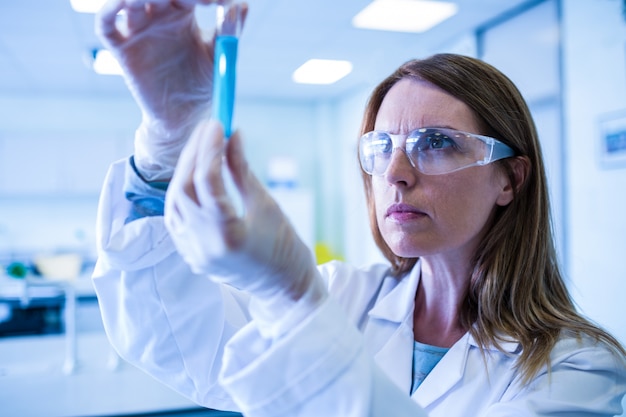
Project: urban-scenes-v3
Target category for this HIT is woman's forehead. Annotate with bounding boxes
[374,78,481,133]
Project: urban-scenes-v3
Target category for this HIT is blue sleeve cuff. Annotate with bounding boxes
[124,156,169,223]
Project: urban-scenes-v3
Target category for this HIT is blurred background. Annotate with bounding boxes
[0,0,625,415]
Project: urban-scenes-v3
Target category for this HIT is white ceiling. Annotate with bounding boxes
[0,0,534,102]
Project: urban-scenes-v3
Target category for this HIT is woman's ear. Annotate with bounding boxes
[496,156,530,206]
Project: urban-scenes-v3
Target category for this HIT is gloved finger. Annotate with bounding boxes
[164,179,196,236]
[126,0,231,8]
[238,3,249,30]
[146,0,188,15]
[125,2,151,34]
[176,0,234,8]
[124,0,181,5]
[193,121,239,223]
[225,129,270,211]
[168,120,211,208]
[135,0,197,14]
[220,3,248,36]
[95,0,125,46]
[224,130,254,203]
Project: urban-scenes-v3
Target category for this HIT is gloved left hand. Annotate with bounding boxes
[96,0,247,181]
[164,120,326,338]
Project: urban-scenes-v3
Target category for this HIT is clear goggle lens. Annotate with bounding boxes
[359,127,515,176]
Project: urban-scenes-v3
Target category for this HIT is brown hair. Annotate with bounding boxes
[359,53,625,382]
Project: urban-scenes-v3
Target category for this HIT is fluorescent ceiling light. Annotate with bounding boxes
[92,49,123,75]
[353,0,458,33]
[292,59,353,85]
[70,0,107,13]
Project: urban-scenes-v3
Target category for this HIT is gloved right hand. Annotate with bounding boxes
[96,0,247,180]
[164,120,327,339]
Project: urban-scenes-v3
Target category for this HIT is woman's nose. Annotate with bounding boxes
[383,148,418,186]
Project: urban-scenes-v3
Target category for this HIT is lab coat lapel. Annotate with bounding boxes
[364,264,422,392]
[413,333,521,408]
[413,333,470,407]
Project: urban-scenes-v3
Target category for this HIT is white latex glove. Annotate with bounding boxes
[164,120,327,339]
[96,0,247,180]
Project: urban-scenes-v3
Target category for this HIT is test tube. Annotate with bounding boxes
[212,4,243,139]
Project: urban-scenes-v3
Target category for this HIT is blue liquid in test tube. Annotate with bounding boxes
[211,6,241,139]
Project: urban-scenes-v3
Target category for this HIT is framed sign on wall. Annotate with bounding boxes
[598,110,626,168]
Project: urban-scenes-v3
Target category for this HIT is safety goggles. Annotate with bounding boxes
[359,127,515,176]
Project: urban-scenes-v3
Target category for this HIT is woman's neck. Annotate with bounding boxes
[413,259,469,348]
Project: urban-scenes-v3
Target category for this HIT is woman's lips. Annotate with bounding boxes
[385,203,427,221]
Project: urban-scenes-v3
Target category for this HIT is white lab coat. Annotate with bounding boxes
[93,159,626,417]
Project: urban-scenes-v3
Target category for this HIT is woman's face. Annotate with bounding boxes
[372,78,513,263]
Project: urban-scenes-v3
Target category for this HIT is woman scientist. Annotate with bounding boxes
[92,1,626,416]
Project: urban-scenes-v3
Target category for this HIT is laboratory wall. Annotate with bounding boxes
[0,95,136,257]
[561,0,626,345]
[0,94,319,258]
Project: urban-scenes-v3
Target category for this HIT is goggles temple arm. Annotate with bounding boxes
[491,141,516,162]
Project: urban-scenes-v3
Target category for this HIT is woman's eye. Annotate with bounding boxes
[429,133,454,148]
[417,132,455,151]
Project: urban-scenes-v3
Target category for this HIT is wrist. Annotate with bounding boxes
[249,270,328,341]
[133,118,200,181]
